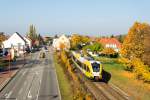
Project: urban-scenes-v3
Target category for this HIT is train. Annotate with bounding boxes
[71,51,103,80]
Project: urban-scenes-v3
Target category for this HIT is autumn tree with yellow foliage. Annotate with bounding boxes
[121,22,150,62]
[142,31,150,66]
[0,32,7,45]
[121,22,150,82]
[70,34,90,50]
[121,22,144,59]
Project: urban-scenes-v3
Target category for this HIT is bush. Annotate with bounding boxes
[60,50,68,64]
[118,57,133,71]
[119,57,150,82]
[101,48,118,58]
[83,42,103,52]
[58,51,93,99]
[131,58,150,82]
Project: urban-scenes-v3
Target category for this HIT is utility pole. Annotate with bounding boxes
[9,49,11,77]
[23,46,25,65]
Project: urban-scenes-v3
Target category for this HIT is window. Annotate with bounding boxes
[86,66,90,72]
[91,62,100,72]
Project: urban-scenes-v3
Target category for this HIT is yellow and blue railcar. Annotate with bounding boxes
[71,51,103,80]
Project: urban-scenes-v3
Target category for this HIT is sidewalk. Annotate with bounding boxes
[0,55,30,91]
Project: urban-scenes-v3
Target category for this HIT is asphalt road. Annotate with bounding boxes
[0,48,61,100]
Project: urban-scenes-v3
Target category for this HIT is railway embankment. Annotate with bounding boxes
[54,50,131,100]
[54,50,93,100]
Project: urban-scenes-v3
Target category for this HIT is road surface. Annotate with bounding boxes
[0,49,61,100]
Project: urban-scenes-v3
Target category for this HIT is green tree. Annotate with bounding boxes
[37,34,44,45]
[27,24,37,41]
[83,42,103,52]
[117,34,125,43]
[110,34,114,38]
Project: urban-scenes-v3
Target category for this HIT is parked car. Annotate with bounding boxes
[44,46,48,52]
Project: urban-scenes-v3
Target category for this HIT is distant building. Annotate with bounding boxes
[98,38,121,52]
[52,34,70,50]
[2,32,27,56]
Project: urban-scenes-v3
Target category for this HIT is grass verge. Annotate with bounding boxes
[53,53,73,100]
[96,57,150,100]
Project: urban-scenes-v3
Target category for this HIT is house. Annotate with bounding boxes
[98,38,121,52]
[2,32,27,56]
[52,34,70,50]
[24,37,32,49]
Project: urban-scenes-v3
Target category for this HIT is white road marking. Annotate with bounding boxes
[28,91,32,98]
[4,93,8,97]
[5,91,12,100]
[36,79,41,100]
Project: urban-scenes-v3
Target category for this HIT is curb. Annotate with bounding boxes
[0,58,27,92]
[0,70,19,92]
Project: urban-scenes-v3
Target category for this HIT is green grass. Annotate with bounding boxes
[96,56,150,100]
[53,54,73,100]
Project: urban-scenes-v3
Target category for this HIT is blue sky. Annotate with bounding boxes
[0,0,150,36]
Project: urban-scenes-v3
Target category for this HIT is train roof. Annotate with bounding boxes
[72,51,101,64]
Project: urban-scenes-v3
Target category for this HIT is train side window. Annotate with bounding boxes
[86,66,90,72]
[77,60,82,67]
[72,56,75,60]
[83,64,86,70]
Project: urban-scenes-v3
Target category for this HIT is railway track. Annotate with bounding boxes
[93,82,130,100]
[71,56,131,100]
[74,67,131,100]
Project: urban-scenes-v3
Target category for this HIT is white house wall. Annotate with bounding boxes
[3,33,26,48]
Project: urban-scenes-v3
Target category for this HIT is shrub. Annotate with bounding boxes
[60,50,68,64]
[131,58,150,82]
[118,57,133,71]
[83,42,103,52]
[101,48,118,58]
[118,57,150,82]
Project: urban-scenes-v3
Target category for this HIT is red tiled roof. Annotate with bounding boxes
[98,38,121,48]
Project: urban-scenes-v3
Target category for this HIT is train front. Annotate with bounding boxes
[91,61,103,81]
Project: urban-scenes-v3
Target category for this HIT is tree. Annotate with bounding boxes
[102,48,116,54]
[121,22,150,66]
[83,42,103,52]
[27,24,37,41]
[81,36,90,43]
[37,34,44,45]
[142,30,150,66]
[110,34,114,38]
[0,32,7,45]
[120,22,150,59]
[70,34,81,49]
[116,34,126,43]
[70,34,90,50]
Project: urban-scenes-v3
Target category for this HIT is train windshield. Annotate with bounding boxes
[91,62,100,72]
